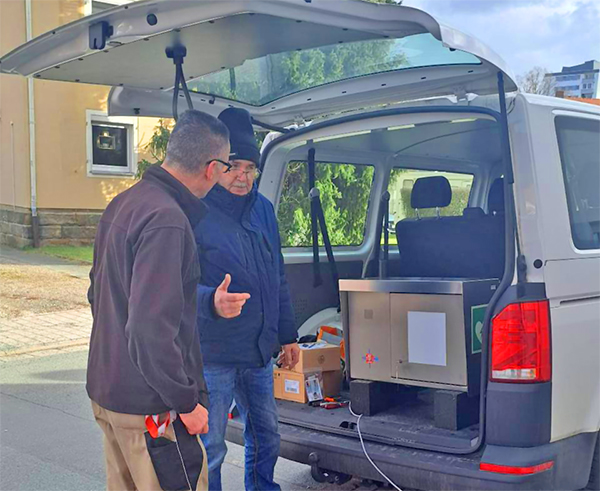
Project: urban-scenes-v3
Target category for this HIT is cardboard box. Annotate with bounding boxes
[293,342,341,373]
[274,368,342,403]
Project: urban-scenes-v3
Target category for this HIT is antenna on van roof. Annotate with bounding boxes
[166,42,194,121]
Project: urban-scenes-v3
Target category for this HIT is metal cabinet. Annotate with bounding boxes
[341,278,499,393]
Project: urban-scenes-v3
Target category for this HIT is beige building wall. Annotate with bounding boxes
[32,0,157,210]
[1,0,160,246]
[0,0,31,210]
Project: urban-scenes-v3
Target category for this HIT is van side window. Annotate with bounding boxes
[555,116,600,250]
[277,161,374,247]
[388,168,473,226]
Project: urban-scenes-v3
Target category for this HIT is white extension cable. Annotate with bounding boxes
[348,403,403,491]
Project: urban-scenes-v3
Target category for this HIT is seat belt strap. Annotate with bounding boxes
[308,148,322,287]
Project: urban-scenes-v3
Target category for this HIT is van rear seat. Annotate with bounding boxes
[395,177,505,279]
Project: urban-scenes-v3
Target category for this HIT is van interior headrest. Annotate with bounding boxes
[411,176,452,210]
[488,178,505,215]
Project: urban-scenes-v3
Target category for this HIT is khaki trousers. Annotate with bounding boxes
[92,401,208,491]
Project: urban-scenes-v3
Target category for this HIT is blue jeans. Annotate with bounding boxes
[201,363,281,491]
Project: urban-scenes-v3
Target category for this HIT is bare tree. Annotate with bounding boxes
[517,66,555,96]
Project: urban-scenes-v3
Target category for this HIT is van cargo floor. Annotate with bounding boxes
[276,390,479,451]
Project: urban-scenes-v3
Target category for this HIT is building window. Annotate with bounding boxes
[87,111,137,176]
[558,75,580,82]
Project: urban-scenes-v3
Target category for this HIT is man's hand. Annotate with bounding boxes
[214,274,251,319]
[179,404,209,435]
[279,343,301,370]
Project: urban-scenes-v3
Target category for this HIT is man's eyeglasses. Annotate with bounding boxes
[206,159,232,173]
[229,163,261,179]
[206,159,260,178]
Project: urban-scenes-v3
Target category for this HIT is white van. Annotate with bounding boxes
[3,1,598,489]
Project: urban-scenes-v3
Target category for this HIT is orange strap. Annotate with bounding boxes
[145,410,177,439]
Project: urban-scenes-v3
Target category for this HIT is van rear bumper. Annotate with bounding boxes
[226,420,597,490]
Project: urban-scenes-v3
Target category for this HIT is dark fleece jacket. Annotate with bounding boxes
[87,165,209,415]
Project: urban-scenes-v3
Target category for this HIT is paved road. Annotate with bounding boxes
[0,350,381,491]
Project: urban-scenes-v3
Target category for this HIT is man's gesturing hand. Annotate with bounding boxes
[214,274,251,319]
[179,403,209,435]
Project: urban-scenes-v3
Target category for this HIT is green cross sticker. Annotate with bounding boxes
[471,304,487,354]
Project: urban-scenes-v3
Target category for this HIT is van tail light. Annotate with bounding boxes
[480,461,554,475]
[490,300,551,383]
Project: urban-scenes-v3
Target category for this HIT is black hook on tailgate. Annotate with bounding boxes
[166,43,194,121]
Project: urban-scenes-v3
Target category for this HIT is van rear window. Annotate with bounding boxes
[187,33,480,107]
[555,116,600,251]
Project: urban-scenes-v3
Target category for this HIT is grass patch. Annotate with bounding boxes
[25,245,94,264]
[381,233,398,246]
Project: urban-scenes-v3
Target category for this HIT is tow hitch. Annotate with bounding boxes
[309,452,352,485]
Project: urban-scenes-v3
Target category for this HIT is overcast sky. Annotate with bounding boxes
[401,0,600,77]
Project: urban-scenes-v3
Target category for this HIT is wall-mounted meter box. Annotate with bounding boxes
[340,278,499,395]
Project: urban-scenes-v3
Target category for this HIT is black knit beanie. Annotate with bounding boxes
[218,108,260,167]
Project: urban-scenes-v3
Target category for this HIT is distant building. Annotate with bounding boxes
[546,60,600,99]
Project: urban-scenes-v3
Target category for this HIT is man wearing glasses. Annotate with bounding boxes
[87,110,246,491]
[194,108,299,491]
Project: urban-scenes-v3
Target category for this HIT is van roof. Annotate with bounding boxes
[521,93,600,114]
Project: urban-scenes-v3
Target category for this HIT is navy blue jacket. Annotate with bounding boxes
[194,184,297,367]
